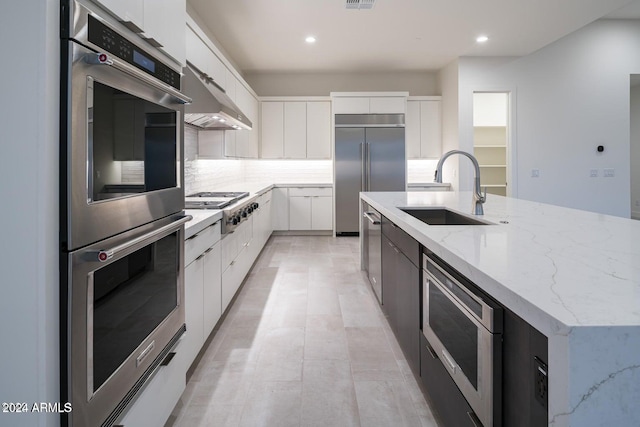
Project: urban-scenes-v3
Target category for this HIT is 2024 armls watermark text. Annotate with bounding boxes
[2,402,72,413]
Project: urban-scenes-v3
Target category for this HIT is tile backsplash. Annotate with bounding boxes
[184,126,440,193]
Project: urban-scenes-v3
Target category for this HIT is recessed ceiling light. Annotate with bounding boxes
[476,35,489,43]
[305,36,317,44]
[218,118,226,123]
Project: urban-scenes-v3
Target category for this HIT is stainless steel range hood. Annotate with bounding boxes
[182,61,252,130]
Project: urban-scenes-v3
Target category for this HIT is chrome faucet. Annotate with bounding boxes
[434,150,487,215]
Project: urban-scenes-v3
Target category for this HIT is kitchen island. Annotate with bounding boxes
[360,191,640,427]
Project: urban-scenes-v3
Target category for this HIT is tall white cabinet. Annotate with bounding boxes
[406,97,442,159]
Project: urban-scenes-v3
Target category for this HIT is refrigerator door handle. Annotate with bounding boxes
[366,142,371,192]
[360,142,366,192]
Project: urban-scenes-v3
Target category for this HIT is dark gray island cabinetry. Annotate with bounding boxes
[380,215,421,376]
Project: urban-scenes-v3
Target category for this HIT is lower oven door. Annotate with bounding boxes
[62,214,190,427]
[422,259,502,427]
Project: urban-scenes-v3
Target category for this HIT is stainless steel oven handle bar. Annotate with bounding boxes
[94,215,192,262]
[85,52,192,105]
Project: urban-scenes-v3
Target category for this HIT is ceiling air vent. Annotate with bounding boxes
[346,0,376,10]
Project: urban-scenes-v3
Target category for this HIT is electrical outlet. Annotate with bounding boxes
[531,169,540,178]
[635,200,640,207]
[604,168,615,177]
[590,169,598,177]
[534,357,548,408]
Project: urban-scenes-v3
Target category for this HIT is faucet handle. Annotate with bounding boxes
[481,187,487,202]
[433,169,438,182]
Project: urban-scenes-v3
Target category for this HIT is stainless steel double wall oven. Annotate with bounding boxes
[60,1,191,426]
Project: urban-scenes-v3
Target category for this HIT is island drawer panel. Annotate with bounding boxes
[381,215,419,267]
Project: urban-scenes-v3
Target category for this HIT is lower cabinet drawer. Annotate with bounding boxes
[420,334,477,427]
[117,336,187,427]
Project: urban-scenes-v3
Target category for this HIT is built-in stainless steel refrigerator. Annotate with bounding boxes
[335,114,406,235]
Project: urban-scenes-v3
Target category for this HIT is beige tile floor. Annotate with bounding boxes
[167,235,438,427]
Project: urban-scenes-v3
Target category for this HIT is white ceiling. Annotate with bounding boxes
[187,0,639,74]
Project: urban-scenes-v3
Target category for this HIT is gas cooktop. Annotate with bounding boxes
[185,191,250,210]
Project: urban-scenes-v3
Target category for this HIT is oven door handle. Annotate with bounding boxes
[93,215,192,262]
[85,52,192,105]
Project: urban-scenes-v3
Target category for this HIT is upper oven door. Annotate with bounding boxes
[62,39,187,250]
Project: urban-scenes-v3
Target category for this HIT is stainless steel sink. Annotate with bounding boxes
[399,208,493,225]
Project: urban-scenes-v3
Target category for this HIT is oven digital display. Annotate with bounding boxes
[133,50,155,73]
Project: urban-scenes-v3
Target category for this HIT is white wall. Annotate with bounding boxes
[632,82,640,219]
[457,20,640,217]
[244,71,438,96]
[0,1,60,426]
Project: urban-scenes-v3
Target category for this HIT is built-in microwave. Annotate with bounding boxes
[422,252,503,427]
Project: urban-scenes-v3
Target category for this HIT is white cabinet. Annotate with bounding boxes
[184,257,204,365]
[284,102,307,158]
[332,95,407,114]
[221,218,253,309]
[184,220,221,365]
[185,27,225,87]
[234,82,260,158]
[288,187,333,231]
[202,243,222,336]
[406,98,442,159]
[260,102,285,158]
[142,0,186,64]
[306,102,332,159]
[272,187,290,231]
[98,0,186,64]
[97,0,144,34]
[369,97,406,114]
[260,100,331,159]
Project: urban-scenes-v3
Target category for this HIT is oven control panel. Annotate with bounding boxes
[87,15,180,89]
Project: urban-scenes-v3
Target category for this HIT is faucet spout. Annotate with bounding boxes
[434,150,486,215]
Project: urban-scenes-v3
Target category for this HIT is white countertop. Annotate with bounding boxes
[184,210,223,238]
[361,190,640,426]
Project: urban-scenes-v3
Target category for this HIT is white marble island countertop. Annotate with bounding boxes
[361,190,640,427]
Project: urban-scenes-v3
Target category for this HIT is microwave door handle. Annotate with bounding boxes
[84,52,192,105]
[92,215,192,262]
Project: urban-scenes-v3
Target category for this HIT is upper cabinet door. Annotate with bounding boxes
[185,27,225,89]
[143,0,186,65]
[98,0,144,32]
[333,97,370,114]
[420,100,442,159]
[261,102,284,158]
[97,0,185,65]
[284,102,307,158]
[369,97,406,114]
[406,100,421,159]
[306,101,331,159]
[225,68,237,102]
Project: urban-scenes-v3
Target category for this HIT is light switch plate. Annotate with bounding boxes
[531,169,540,178]
[590,169,598,177]
[604,168,615,177]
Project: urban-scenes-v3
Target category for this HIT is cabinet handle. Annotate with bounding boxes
[426,344,438,359]
[204,248,214,254]
[144,37,163,48]
[230,260,235,266]
[120,20,143,33]
[196,254,205,261]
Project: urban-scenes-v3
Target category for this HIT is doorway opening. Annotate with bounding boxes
[472,92,511,197]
